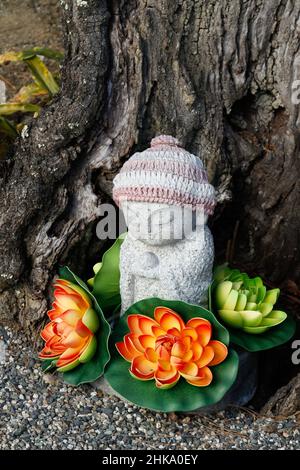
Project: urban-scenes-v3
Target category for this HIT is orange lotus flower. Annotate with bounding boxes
[39,279,100,372]
[116,307,228,389]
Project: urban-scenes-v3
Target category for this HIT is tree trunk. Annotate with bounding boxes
[0,0,299,406]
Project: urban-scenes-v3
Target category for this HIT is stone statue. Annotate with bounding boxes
[112,135,216,313]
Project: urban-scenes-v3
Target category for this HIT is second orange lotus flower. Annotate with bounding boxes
[39,279,100,372]
[116,307,228,389]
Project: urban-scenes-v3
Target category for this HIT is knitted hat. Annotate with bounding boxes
[113,135,216,215]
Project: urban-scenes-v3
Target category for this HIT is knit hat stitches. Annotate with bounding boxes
[113,135,216,215]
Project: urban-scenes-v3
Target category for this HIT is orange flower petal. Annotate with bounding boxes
[167,327,181,338]
[139,335,156,350]
[124,334,143,357]
[54,280,75,295]
[186,366,213,387]
[182,327,198,341]
[56,293,86,314]
[207,340,228,366]
[186,317,211,329]
[128,315,143,334]
[56,345,83,367]
[182,336,192,349]
[127,334,144,353]
[60,331,86,348]
[154,307,185,332]
[75,319,92,338]
[59,309,82,327]
[158,358,172,371]
[195,324,212,346]
[39,345,62,359]
[45,334,65,352]
[40,322,56,342]
[155,307,185,328]
[179,362,198,377]
[131,355,156,378]
[42,345,65,358]
[155,367,180,384]
[54,280,91,307]
[156,344,171,361]
[48,303,63,320]
[116,341,134,362]
[196,345,214,368]
[170,356,185,368]
[171,341,187,358]
[191,342,203,361]
[144,347,158,363]
[139,316,159,335]
[181,349,193,362]
[53,321,73,338]
[152,325,166,337]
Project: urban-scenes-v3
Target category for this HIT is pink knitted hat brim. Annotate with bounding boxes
[112,135,216,215]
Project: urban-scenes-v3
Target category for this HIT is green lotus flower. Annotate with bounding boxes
[213,265,287,334]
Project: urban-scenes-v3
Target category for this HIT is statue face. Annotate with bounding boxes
[121,201,207,245]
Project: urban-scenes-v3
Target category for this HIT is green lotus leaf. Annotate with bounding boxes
[87,262,102,287]
[56,266,111,385]
[105,298,239,412]
[92,234,126,314]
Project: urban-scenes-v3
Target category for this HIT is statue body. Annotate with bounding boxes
[119,202,214,312]
[112,135,216,314]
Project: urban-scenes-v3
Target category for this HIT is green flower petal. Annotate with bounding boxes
[228,315,296,349]
[245,302,257,310]
[257,286,267,303]
[240,310,262,327]
[215,281,233,309]
[79,336,97,363]
[264,289,280,305]
[235,293,247,311]
[222,289,239,310]
[265,310,287,324]
[232,281,243,290]
[259,302,273,317]
[57,359,80,373]
[82,308,100,333]
[218,309,244,328]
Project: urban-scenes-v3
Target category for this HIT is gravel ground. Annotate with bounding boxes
[0,325,299,450]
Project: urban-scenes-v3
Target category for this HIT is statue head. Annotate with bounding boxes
[113,135,216,245]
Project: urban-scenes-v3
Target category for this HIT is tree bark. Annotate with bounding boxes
[1,0,299,350]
